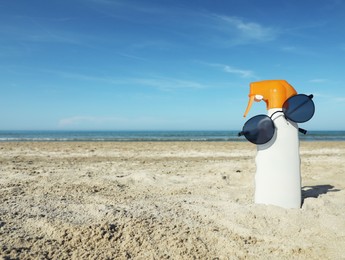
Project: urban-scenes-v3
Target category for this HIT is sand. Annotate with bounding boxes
[0,141,345,259]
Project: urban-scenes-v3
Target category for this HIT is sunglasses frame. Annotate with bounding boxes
[238,94,314,144]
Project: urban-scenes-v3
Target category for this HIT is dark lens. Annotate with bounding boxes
[241,115,275,144]
[283,94,315,123]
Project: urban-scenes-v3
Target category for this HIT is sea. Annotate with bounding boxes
[0,130,345,142]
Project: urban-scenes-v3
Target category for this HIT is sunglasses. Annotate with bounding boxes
[238,94,315,144]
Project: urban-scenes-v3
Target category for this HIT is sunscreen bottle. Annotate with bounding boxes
[243,80,301,208]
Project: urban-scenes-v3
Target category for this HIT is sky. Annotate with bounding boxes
[1,0,345,131]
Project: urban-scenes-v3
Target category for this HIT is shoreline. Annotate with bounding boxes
[1,140,345,143]
[1,130,345,143]
[1,141,344,259]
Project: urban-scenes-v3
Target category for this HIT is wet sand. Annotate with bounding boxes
[1,141,344,259]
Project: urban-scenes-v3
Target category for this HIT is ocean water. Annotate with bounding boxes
[0,130,345,142]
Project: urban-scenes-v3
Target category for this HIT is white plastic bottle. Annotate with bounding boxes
[243,80,301,208]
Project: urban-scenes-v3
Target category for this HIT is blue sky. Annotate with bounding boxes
[1,0,345,130]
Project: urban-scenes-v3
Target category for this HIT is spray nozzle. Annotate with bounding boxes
[243,80,297,117]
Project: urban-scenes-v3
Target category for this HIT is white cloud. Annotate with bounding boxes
[223,65,255,78]
[130,77,205,91]
[282,46,297,52]
[117,52,148,61]
[281,45,317,56]
[46,69,206,91]
[201,62,256,78]
[214,15,277,44]
[309,79,328,83]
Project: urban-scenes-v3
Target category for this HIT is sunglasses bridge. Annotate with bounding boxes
[269,110,307,135]
[238,110,307,137]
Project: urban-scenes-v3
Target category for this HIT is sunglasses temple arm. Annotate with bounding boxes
[298,128,307,135]
[238,131,244,137]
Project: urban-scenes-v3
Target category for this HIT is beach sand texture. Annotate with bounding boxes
[1,142,345,259]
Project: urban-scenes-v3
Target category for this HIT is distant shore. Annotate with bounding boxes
[1,141,344,259]
[1,130,345,142]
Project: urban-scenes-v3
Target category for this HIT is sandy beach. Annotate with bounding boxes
[0,141,344,259]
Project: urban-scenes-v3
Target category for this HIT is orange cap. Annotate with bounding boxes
[243,80,297,117]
